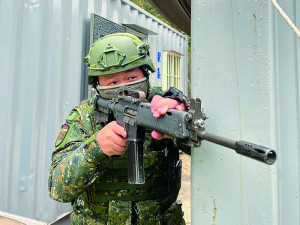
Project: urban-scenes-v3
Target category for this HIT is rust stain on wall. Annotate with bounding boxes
[253,13,257,37]
[212,199,217,225]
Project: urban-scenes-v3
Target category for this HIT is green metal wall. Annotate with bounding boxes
[191,0,299,224]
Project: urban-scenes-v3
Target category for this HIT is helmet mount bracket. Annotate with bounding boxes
[98,44,126,70]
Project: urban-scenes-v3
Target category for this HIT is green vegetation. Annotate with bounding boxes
[151,86,164,95]
[129,0,174,28]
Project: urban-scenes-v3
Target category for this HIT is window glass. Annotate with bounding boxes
[162,51,181,90]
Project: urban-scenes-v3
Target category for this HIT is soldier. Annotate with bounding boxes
[48,33,189,224]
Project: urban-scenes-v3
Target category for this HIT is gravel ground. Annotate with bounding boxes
[178,153,191,225]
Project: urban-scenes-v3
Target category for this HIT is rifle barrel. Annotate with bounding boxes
[198,131,276,165]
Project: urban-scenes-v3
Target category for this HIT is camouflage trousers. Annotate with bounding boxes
[70,200,186,225]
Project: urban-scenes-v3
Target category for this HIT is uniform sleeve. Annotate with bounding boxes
[48,109,107,203]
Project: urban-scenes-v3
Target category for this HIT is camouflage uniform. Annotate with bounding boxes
[48,97,186,224]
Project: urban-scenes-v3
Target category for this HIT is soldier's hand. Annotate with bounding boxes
[150,95,186,140]
[96,121,127,156]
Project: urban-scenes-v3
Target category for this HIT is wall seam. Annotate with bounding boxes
[293,1,300,224]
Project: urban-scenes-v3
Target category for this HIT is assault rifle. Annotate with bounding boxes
[94,86,276,184]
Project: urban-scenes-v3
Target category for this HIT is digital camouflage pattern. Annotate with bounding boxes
[49,97,186,224]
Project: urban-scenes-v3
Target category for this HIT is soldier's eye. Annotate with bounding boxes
[108,81,118,86]
[128,76,137,80]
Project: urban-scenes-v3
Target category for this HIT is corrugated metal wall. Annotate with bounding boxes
[0,0,188,222]
[191,0,299,224]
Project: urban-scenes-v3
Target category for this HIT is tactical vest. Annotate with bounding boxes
[71,98,182,222]
[79,139,182,221]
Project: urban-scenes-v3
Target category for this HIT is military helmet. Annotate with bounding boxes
[85,33,156,85]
